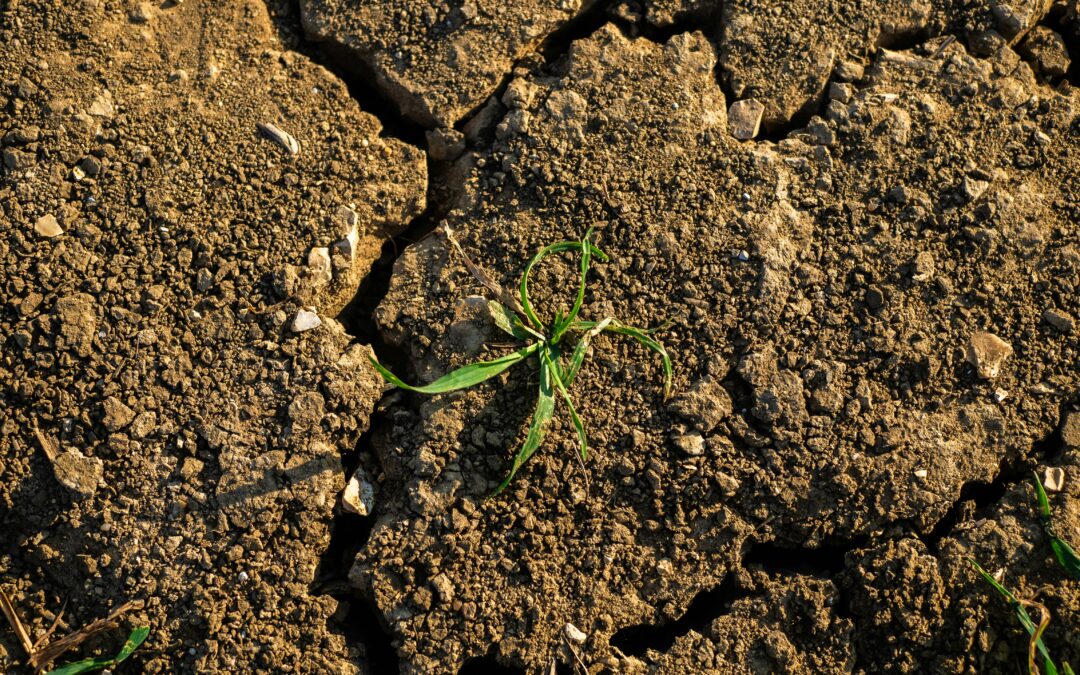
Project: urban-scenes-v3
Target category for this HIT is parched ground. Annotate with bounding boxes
[2,0,1079,674]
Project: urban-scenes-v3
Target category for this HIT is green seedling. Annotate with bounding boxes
[1032,471,1080,579]
[970,560,1070,675]
[369,229,672,494]
[45,626,150,675]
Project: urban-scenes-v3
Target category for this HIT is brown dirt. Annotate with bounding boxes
[2,0,1080,674]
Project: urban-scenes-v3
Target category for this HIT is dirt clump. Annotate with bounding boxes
[299,0,600,129]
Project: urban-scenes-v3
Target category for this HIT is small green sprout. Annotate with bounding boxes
[970,560,1069,675]
[969,471,1080,675]
[1032,471,1080,579]
[369,229,672,494]
[45,626,150,675]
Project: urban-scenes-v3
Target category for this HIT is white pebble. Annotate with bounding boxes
[564,623,587,644]
[291,308,321,333]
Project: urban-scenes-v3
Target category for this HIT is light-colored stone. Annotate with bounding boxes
[291,308,321,332]
[728,98,764,140]
[101,396,136,431]
[34,214,63,238]
[342,469,376,516]
[564,623,587,644]
[966,331,1013,379]
[1043,466,1065,493]
[52,447,103,498]
[308,246,332,287]
[1043,309,1075,333]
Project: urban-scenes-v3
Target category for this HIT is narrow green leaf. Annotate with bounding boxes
[45,626,150,675]
[543,347,588,460]
[1033,471,1053,522]
[1032,472,1080,579]
[1062,662,1075,675]
[519,239,607,331]
[551,229,596,344]
[970,560,1056,669]
[369,344,539,394]
[603,323,673,399]
[491,352,556,495]
[1050,539,1080,580]
[45,656,117,675]
[114,626,150,663]
[488,300,532,340]
[563,318,612,387]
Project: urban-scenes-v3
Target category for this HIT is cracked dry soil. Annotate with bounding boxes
[2,0,1080,673]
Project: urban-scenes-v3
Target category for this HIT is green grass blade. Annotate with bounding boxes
[369,344,539,394]
[1050,539,1080,579]
[491,351,556,495]
[603,322,673,398]
[114,626,150,663]
[1033,471,1053,521]
[1062,662,1075,675]
[563,318,612,387]
[1032,472,1080,579]
[488,300,534,341]
[45,626,150,675]
[551,229,596,344]
[543,347,588,460]
[970,560,1056,669]
[519,239,607,331]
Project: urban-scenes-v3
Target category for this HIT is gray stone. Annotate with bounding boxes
[728,98,764,140]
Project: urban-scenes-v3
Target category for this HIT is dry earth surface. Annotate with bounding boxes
[2,0,1080,674]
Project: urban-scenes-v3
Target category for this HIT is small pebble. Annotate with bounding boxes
[291,308,321,332]
[728,98,764,140]
[564,623,587,644]
[1043,467,1065,493]
[966,331,1012,380]
[35,214,63,238]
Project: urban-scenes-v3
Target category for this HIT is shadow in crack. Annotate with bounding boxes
[741,538,863,578]
[609,573,746,657]
[458,654,526,675]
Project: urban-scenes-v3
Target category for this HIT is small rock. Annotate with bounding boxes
[342,470,377,516]
[960,175,989,201]
[728,99,764,140]
[912,251,935,281]
[1042,309,1074,334]
[865,286,885,309]
[257,122,300,155]
[52,448,103,498]
[3,148,34,170]
[1043,466,1065,493]
[308,247,332,287]
[34,214,63,238]
[672,432,705,456]
[129,2,153,23]
[101,396,136,431]
[88,90,115,117]
[425,127,466,161]
[430,574,454,603]
[966,331,1013,380]
[1018,27,1071,80]
[564,623,587,644]
[913,468,928,479]
[1062,411,1080,449]
[715,471,740,497]
[834,60,864,81]
[80,155,101,177]
[827,81,854,103]
[291,308,321,332]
